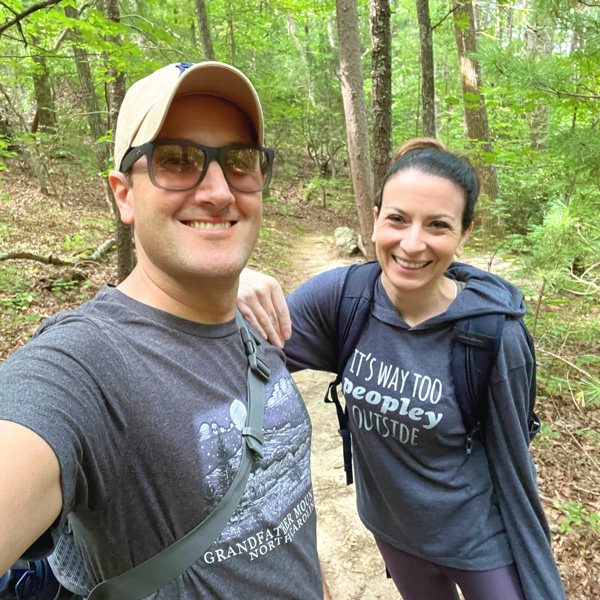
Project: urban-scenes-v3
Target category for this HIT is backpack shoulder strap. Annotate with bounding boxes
[325,261,381,485]
[518,319,541,441]
[450,313,505,454]
[82,310,269,600]
[451,314,541,452]
[335,261,382,375]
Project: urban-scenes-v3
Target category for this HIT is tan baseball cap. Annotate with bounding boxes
[114,61,264,172]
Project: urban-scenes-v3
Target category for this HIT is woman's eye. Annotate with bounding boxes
[388,214,405,224]
[431,221,450,230]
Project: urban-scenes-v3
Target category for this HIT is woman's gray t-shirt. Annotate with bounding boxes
[283,265,522,570]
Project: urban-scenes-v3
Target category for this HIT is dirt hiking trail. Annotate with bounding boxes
[285,232,398,599]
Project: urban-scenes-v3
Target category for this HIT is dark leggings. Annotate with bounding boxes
[375,538,526,600]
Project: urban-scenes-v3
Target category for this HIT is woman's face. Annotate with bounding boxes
[373,169,472,299]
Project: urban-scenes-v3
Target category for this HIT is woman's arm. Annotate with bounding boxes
[237,269,292,348]
[238,267,349,373]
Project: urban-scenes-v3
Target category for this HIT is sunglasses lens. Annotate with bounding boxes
[222,147,270,192]
[147,144,272,192]
[151,144,205,190]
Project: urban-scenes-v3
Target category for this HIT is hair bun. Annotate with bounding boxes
[393,137,448,161]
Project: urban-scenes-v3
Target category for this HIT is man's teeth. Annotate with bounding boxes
[186,221,232,230]
[394,257,428,268]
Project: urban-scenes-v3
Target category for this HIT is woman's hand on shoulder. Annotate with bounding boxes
[237,268,292,348]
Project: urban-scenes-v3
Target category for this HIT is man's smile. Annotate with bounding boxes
[182,220,235,230]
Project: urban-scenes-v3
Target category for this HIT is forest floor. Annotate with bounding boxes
[1,165,599,598]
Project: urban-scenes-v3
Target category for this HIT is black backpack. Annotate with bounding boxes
[325,261,541,485]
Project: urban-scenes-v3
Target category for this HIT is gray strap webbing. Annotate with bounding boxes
[86,310,270,600]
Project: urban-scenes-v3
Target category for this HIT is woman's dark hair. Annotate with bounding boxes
[375,138,479,231]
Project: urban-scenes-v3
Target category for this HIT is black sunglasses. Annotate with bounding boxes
[120,141,274,193]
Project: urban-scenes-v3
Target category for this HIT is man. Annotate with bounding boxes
[0,62,325,599]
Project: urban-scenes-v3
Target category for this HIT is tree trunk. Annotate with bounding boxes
[103,0,135,281]
[193,0,216,60]
[31,49,57,133]
[67,4,134,281]
[415,0,436,138]
[526,5,554,151]
[336,0,375,259]
[369,0,392,198]
[453,0,499,240]
[226,0,236,64]
[66,6,110,168]
[0,83,52,196]
[506,3,514,43]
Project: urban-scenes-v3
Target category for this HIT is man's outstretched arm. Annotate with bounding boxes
[0,420,62,575]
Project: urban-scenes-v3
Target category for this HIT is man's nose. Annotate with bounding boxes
[193,160,235,207]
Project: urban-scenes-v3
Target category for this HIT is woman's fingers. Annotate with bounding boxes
[237,269,292,348]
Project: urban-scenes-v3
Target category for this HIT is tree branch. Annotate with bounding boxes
[89,238,115,261]
[0,0,64,35]
[0,239,116,266]
[52,0,92,52]
[0,1,17,16]
[534,84,600,100]
[537,348,595,380]
[431,4,460,31]
[0,251,75,266]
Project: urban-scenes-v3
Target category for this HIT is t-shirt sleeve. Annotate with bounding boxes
[284,267,348,373]
[0,317,128,543]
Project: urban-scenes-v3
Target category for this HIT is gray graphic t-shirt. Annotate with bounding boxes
[0,286,322,599]
[284,266,516,571]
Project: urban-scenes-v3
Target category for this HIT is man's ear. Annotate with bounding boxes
[109,171,134,225]
[455,222,474,258]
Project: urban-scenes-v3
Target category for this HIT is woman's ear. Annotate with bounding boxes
[372,207,379,243]
[455,223,474,258]
[109,171,135,225]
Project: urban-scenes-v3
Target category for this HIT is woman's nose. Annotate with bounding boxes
[400,226,426,253]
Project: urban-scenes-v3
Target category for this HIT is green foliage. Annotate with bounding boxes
[304,175,354,209]
[0,135,17,167]
[555,501,600,537]
[533,422,560,446]
[0,263,40,334]
[574,428,600,443]
[539,423,560,439]
[523,194,600,295]
[580,377,600,407]
[0,290,35,311]
[63,233,87,251]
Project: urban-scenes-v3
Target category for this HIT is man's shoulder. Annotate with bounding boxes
[20,285,132,365]
[35,285,134,340]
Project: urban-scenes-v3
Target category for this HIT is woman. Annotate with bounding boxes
[238,139,566,600]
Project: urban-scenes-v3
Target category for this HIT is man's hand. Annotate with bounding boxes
[237,269,292,348]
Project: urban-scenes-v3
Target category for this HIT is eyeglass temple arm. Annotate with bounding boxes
[120,144,150,173]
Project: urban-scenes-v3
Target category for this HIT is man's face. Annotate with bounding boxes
[115,94,262,290]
